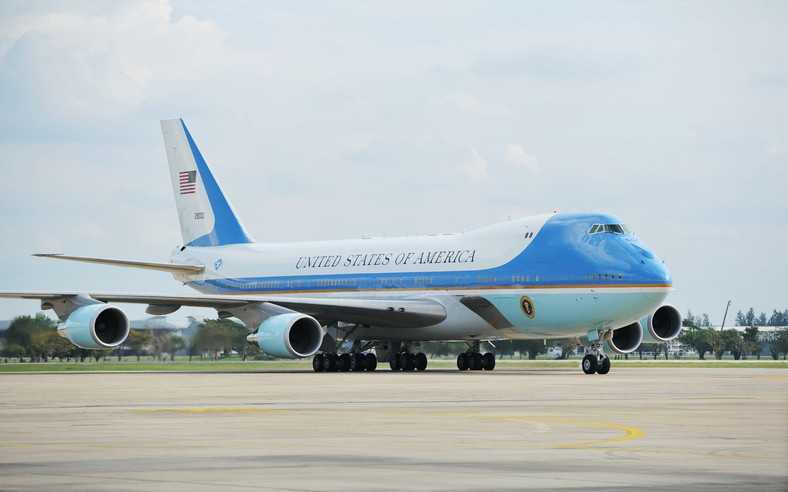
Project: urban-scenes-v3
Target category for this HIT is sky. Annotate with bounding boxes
[0,0,786,326]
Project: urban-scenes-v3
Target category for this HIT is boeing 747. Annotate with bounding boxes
[0,119,682,374]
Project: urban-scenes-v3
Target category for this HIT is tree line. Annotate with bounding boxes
[679,307,788,360]
[0,314,267,363]
[2,306,787,363]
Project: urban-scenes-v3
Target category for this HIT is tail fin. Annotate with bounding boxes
[160,119,254,247]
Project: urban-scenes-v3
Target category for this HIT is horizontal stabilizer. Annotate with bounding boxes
[33,254,205,275]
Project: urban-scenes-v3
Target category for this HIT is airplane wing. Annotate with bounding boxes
[32,254,205,274]
[0,291,447,329]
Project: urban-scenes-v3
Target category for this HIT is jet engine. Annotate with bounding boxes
[57,304,130,349]
[642,304,683,342]
[247,313,323,359]
[606,320,644,354]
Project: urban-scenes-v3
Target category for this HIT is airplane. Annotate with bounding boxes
[0,118,682,374]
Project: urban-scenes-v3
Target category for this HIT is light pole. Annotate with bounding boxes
[720,300,732,331]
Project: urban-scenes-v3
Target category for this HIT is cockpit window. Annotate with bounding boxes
[589,223,632,235]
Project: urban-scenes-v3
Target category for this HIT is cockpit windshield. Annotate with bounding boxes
[589,223,632,235]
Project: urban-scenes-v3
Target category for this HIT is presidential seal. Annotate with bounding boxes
[520,296,535,318]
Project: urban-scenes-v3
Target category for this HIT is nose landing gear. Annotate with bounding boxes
[582,339,611,375]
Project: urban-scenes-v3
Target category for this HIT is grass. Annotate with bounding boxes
[0,358,785,372]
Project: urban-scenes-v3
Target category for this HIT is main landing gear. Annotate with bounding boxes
[456,341,496,371]
[312,352,378,372]
[581,339,611,375]
[456,351,495,371]
[389,351,428,371]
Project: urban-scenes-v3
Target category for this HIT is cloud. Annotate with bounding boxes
[766,143,784,156]
[461,148,488,180]
[442,93,509,116]
[504,145,539,173]
[0,0,234,139]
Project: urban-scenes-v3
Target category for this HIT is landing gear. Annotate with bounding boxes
[339,353,352,372]
[415,352,428,371]
[313,351,378,372]
[323,353,340,372]
[582,339,611,375]
[349,352,366,372]
[457,341,496,371]
[365,352,377,371]
[390,351,428,371]
[598,356,611,374]
[582,354,597,374]
[313,353,325,372]
[483,352,496,371]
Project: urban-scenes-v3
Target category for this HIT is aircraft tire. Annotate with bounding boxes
[364,353,377,371]
[597,356,611,374]
[350,353,365,372]
[324,353,339,372]
[313,354,325,372]
[483,352,496,371]
[390,354,401,371]
[457,353,469,371]
[400,352,416,371]
[415,352,428,371]
[469,352,483,370]
[339,353,352,372]
[582,354,597,374]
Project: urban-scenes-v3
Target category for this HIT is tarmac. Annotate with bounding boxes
[1,366,786,491]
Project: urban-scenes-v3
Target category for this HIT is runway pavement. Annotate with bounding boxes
[1,367,786,491]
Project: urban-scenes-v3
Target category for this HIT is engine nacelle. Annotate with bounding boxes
[247,313,323,359]
[641,304,683,343]
[57,304,130,349]
[606,320,644,355]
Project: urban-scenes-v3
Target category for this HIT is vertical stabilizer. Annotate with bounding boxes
[160,119,254,247]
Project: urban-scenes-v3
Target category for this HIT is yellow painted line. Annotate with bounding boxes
[347,411,645,447]
[132,408,643,448]
[539,418,645,447]
[5,408,784,461]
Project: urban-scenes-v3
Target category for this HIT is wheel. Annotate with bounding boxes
[389,353,401,371]
[597,356,611,374]
[312,354,325,372]
[339,353,352,372]
[350,353,365,372]
[483,352,496,371]
[364,352,377,371]
[400,352,416,371]
[324,353,339,372]
[582,354,597,374]
[457,353,469,371]
[415,352,428,371]
[469,352,483,370]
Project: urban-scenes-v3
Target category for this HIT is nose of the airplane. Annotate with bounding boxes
[652,259,673,285]
[627,241,673,286]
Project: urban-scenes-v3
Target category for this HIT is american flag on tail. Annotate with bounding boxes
[179,170,197,195]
